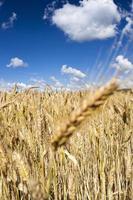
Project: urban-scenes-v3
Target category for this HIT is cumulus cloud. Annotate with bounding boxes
[52,0,121,42]
[112,55,133,72]
[6,57,28,68]
[29,77,48,90]
[15,82,30,89]
[43,1,57,20]
[122,16,133,38]
[0,79,32,91]
[66,76,87,90]
[119,77,133,89]
[1,12,17,29]
[71,76,80,82]
[30,78,46,85]
[61,65,86,78]
[50,76,63,88]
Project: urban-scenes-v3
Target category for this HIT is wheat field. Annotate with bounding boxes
[0,81,133,200]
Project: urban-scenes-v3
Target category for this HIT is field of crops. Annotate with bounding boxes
[0,81,133,200]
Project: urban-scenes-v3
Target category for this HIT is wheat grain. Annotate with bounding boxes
[51,78,118,150]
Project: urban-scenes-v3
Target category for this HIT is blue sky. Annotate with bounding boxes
[0,0,133,90]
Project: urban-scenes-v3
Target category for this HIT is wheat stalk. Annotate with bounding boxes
[51,78,118,150]
[0,142,8,172]
[12,152,29,182]
[0,93,20,110]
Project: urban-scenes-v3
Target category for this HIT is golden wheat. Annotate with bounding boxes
[0,83,133,200]
[51,78,118,150]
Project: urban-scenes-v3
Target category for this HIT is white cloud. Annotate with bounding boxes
[112,55,133,72]
[1,12,17,29]
[29,78,47,90]
[15,82,29,88]
[0,79,32,91]
[52,0,121,42]
[119,78,133,89]
[61,65,86,78]
[43,1,57,20]
[71,76,80,82]
[122,16,133,37]
[7,57,28,68]
[118,69,133,88]
[50,76,63,88]
[66,76,86,90]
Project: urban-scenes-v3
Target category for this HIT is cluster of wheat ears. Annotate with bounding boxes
[0,78,133,200]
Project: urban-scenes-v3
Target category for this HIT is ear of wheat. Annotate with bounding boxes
[51,78,118,150]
